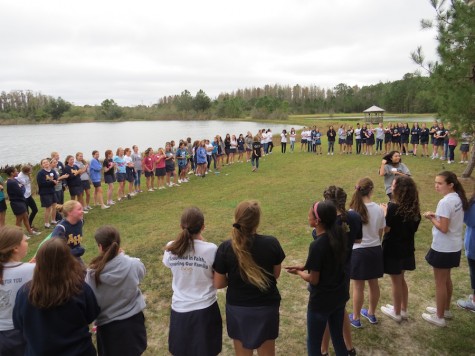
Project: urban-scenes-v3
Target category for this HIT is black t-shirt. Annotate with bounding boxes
[252,142,262,158]
[103,158,115,177]
[382,202,420,259]
[64,165,82,187]
[213,234,285,307]
[305,233,349,312]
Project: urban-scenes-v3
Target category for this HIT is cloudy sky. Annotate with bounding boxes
[1,0,438,106]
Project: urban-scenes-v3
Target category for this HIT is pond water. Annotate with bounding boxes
[1,120,302,165]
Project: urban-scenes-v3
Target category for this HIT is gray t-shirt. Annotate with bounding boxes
[383,163,411,194]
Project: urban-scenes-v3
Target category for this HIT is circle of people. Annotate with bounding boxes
[0,123,474,355]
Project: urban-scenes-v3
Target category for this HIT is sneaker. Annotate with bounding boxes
[30,230,42,236]
[148,188,154,192]
[44,223,51,229]
[456,298,475,312]
[50,220,58,225]
[178,179,182,183]
[380,305,402,322]
[86,206,93,210]
[109,200,116,205]
[425,306,453,319]
[385,304,408,320]
[361,308,378,324]
[101,205,110,210]
[348,313,362,329]
[422,313,446,327]
[82,210,89,214]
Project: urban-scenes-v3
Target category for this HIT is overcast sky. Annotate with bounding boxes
[1,0,439,106]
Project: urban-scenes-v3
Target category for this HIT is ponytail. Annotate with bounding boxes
[89,226,121,286]
[166,207,204,257]
[349,177,374,224]
[437,171,469,211]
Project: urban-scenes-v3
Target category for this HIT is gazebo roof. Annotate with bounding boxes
[363,105,385,113]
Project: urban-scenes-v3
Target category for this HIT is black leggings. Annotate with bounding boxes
[281,143,286,153]
[26,196,38,227]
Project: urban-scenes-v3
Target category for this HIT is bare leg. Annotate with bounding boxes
[352,279,365,319]
[367,279,380,315]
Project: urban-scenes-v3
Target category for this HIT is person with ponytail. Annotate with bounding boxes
[0,226,34,356]
[13,238,99,356]
[348,177,385,328]
[380,176,421,323]
[86,225,147,355]
[214,200,285,356]
[286,200,348,356]
[320,186,362,356]
[422,171,469,327]
[163,207,222,356]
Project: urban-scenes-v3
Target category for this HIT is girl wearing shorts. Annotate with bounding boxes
[237,134,245,162]
[0,226,35,356]
[163,207,222,356]
[459,132,471,163]
[36,159,59,228]
[155,148,167,190]
[245,132,253,162]
[6,167,39,236]
[75,153,92,210]
[124,148,136,198]
[214,201,285,355]
[13,238,99,355]
[286,201,348,355]
[400,123,410,155]
[64,155,84,208]
[224,134,231,164]
[86,226,147,355]
[165,143,179,187]
[348,177,385,328]
[380,176,421,322]
[422,171,468,327]
[103,150,116,205]
[142,147,154,191]
[113,148,127,201]
[229,134,238,163]
[365,125,375,155]
[17,165,38,230]
[410,122,421,156]
[90,151,109,209]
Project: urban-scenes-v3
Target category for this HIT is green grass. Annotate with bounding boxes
[7,143,474,356]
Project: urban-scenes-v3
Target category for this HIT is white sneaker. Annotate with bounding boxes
[425,306,453,319]
[178,179,182,183]
[101,205,110,209]
[148,188,154,192]
[380,305,402,322]
[422,313,446,327]
[385,304,408,320]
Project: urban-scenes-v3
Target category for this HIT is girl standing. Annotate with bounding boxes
[348,177,385,328]
[142,148,154,191]
[64,155,84,208]
[5,167,39,237]
[281,130,288,153]
[163,207,222,356]
[245,132,253,162]
[75,153,91,210]
[286,201,348,355]
[379,151,411,200]
[13,238,100,355]
[103,149,116,205]
[124,148,136,198]
[0,226,35,356]
[251,135,262,172]
[132,145,142,193]
[422,171,468,327]
[327,126,336,155]
[113,148,127,201]
[410,123,421,156]
[237,134,245,162]
[155,148,167,189]
[17,165,38,230]
[290,128,296,152]
[90,151,109,209]
[214,201,285,356]
[86,226,147,355]
[420,123,430,157]
[36,158,59,228]
[380,176,421,322]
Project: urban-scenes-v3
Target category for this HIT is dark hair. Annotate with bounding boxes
[392,176,421,221]
[92,150,99,156]
[323,186,348,224]
[311,201,347,265]
[383,151,401,165]
[5,166,16,176]
[89,226,121,286]
[166,207,204,257]
[28,238,84,308]
[437,171,469,210]
[105,149,112,158]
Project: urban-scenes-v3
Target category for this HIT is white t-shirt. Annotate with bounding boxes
[16,172,32,198]
[261,132,267,144]
[0,262,35,330]
[281,133,287,143]
[290,132,296,142]
[355,128,361,140]
[162,240,218,313]
[266,132,272,143]
[353,202,385,249]
[431,192,465,252]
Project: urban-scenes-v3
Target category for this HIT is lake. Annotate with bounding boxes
[1,120,302,165]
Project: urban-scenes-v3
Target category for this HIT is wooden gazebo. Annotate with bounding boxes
[363,105,385,123]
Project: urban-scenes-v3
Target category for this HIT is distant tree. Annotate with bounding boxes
[192,89,211,112]
[99,99,122,119]
[175,90,193,112]
[47,97,71,120]
[412,0,475,177]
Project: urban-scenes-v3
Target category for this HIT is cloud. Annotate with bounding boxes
[0,0,438,105]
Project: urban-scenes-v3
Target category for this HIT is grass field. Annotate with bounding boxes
[7,140,474,355]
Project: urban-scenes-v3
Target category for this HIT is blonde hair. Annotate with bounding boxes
[231,201,271,291]
[62,200,80,217]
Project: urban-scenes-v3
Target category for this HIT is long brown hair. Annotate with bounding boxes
[89,226,121,286]
[166,207,204,257]
[349,177,374,224]
[28,238,84,309]
[0,226,24,284]
[437,171,469,210]
[392,176,421,221]
[231,200,271,291]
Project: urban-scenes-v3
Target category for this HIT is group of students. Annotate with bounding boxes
[294,121,472,161]
[0,164,474,355]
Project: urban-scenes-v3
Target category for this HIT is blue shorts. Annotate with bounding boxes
[116,173,126,182]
